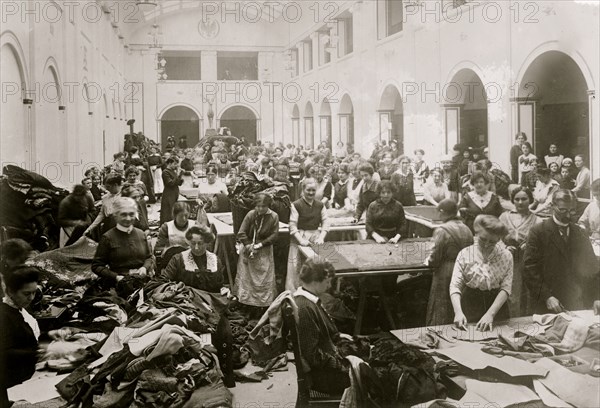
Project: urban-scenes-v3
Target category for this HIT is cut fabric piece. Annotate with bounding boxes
[534,358,600,408]
[533,380,573,408]
[462,379,540,407]
[435,343,548,378]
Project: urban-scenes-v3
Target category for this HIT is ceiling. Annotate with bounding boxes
[104,0,294,47]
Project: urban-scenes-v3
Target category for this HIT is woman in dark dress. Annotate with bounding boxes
[377,152,397,181]
[365,181,406,244]
[459,171,504,232]
[499,187,541,317]
[353,164,379,223]
[160,158,184,225]
[450,215,512,331]
[1,266,40,406]
[162,226,228,294]
[91,197,154,288]
[391,156,417,206]
[425,200,474,326]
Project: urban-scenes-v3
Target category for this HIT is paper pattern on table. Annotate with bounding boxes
[435,343,548,377]
[534,357,600,408]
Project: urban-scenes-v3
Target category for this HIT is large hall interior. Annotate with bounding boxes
[1,1,600,407]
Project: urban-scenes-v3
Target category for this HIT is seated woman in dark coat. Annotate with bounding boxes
[1,266,40,406]
[91,197,154,288]
[365,180,406,244]
[294,260,352,395]
[58,184,95,247]
[162,226,229,295]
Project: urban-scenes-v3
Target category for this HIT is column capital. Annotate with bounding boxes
[295,42,304,49]
[310,32,320,40]
[202,50,218,57]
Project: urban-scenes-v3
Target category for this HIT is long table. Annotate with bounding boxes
[300,239,434,335]
[390,310,600,403]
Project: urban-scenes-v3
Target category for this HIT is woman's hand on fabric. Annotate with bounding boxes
[546,296,562,313]
[338,333,353,341]
[220,287,232,297]
[252,243,263,250]
[313,237,325,245]
[388,235,401,245]
[135,267,147,278]
[298,238,311,246]
[116,275,125,283]
[373,234,387,244]
[453,312,467,330]
[476,313,494,332]
[507,246,516,254]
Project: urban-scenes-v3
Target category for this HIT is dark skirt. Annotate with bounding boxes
[462,287,509,323]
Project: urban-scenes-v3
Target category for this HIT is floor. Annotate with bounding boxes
[232,362,298,406]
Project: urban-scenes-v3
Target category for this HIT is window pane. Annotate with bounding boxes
[345,16,354,54]
[217,52,258,80]
[387,0,403,36]
[163,55,201,80]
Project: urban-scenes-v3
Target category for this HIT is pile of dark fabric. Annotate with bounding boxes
[0,165,69,250]
[56,341,232,408]
[367,333,447,407]
[229,171,291,227]
[48,279,251,407]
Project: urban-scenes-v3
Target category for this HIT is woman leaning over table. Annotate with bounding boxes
[365,180,406,244]
[425,199,474,326]
[450,215,513,331]
[233,193,279,309]
[91,197,154,289]
[499,187,541,317]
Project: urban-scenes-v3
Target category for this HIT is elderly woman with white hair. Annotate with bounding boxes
[92,197,154,287]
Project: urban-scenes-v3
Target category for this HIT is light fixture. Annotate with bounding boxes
[148,23,163,49]
[136,0,158,11]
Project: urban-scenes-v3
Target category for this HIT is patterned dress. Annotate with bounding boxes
[450,242,513,322]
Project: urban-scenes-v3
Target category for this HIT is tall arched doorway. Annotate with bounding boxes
[339,94,354,148]
[304,102,314,149]
[160,106,201,149]
[444,69,488,149]
[219,105,257,144]
[319,99,332,148]
[517,51,590,163]
[379,85,404,153]
[291,104,300,147]
[0,43,29,168]
[37,64,62,183]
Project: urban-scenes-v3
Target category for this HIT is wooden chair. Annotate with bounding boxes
[282,298,343,408]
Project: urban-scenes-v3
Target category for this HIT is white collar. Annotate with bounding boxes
[116,224,134,234]
[294,287,319,304]
[552,216,570,228]
[3,296,20,310]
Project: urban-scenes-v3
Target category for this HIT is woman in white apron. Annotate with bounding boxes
[233,193,279,308]
[286,180,330,291]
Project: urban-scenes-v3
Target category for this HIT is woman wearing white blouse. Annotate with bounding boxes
[573,154,591,199]
[423,168,451,206]
[450,215,513,331]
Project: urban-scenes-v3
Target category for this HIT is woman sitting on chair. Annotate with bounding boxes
[155,202,195,254]
[162,226,229,295]
[91,197,154,289]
